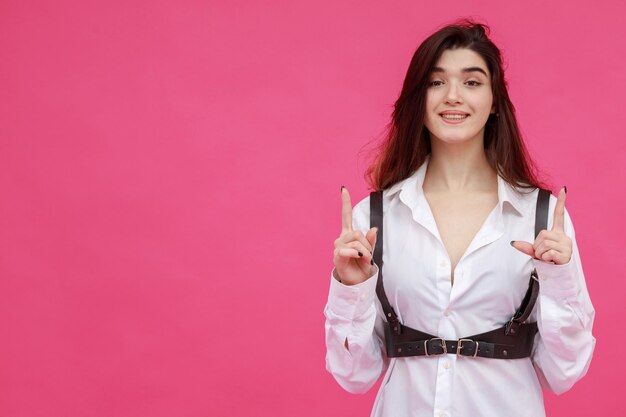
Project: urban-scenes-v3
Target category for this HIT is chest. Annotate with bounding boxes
[379,191,538,334]
[424,191,499,281]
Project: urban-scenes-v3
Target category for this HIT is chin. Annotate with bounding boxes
[430,133,483,146]
[427,126,485,144]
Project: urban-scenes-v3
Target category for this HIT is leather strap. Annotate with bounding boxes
[381,307,539,359]
[370,191,401,334]
[370,186,552,358]
[386,325,539,359]
[535,188,551,238]
[506,188,551,334]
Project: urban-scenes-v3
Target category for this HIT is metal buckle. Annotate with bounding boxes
[424,337,447,356]
[457,339,479,357]
[505,319,520,336]
[531,268,539,281]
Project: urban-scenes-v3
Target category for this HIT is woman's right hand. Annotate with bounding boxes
[333,186,378,285]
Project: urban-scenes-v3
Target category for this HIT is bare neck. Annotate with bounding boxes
[424,140,497,193]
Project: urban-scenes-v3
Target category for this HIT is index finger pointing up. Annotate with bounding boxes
[341,186,353,232]
[551,186,567,232]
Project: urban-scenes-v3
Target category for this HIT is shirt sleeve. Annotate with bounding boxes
[324,196,390,394]
[531,202,596,395]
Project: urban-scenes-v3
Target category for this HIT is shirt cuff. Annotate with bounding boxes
[327,266,379,319]
[533,257,580,299]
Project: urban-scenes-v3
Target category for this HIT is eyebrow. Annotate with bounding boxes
[430,66,488,77]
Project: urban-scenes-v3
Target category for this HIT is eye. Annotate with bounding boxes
[466,80,482,86]
[428,80,444,87]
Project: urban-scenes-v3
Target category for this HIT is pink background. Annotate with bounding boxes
[1,1,623,416]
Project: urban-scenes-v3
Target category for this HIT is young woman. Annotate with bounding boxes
[324,20,595,417]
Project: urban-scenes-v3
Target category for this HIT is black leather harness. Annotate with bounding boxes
[369,188,551,359]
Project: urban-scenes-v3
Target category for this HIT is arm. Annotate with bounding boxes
[324,193,389,393]
[531,203,596,394]
[324,266,390,393]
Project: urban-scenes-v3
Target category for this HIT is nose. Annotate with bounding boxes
[444,82,463,104]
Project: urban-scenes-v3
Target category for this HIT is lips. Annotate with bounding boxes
[440,111,469,118]
[439,111,469,123]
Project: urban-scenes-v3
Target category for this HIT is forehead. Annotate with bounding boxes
[432,48,490,76]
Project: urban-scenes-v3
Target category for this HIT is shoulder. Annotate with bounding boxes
[351,185,408,232]
[352,186,400,217]
[504,182,551,218]
[513,185,576,234]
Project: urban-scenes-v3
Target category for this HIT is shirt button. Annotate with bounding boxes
[443,309,451,317]
[438,411,447,417]
[443,361,450,370]
[347,299,355,305]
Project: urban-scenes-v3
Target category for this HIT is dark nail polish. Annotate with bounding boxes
[358,251,363,257]
[510,240,515,246]
[341,185,345,192]
[564,185,567,194]
[370,259,374,265]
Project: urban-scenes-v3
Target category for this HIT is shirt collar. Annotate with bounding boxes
[383,154,527,216]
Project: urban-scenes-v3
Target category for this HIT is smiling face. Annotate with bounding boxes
[424,48,495,147]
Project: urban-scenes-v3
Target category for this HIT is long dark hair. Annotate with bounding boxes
[366,19,544,192]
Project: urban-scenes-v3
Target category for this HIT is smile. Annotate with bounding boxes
[441,114,468,119]
[440,113,469,124]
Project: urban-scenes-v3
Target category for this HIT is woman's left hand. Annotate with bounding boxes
[511,187,572,265]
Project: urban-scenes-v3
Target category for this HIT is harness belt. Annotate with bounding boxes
[370,187,551,359]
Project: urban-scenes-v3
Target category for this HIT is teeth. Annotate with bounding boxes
[441,114,468,119]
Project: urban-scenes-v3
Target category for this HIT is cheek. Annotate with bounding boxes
[424,94,439,120]
[480,92,494,112]
[423,110,437,131]
[425,90,438,108]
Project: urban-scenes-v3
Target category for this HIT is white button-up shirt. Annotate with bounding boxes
[324,156,595,417]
